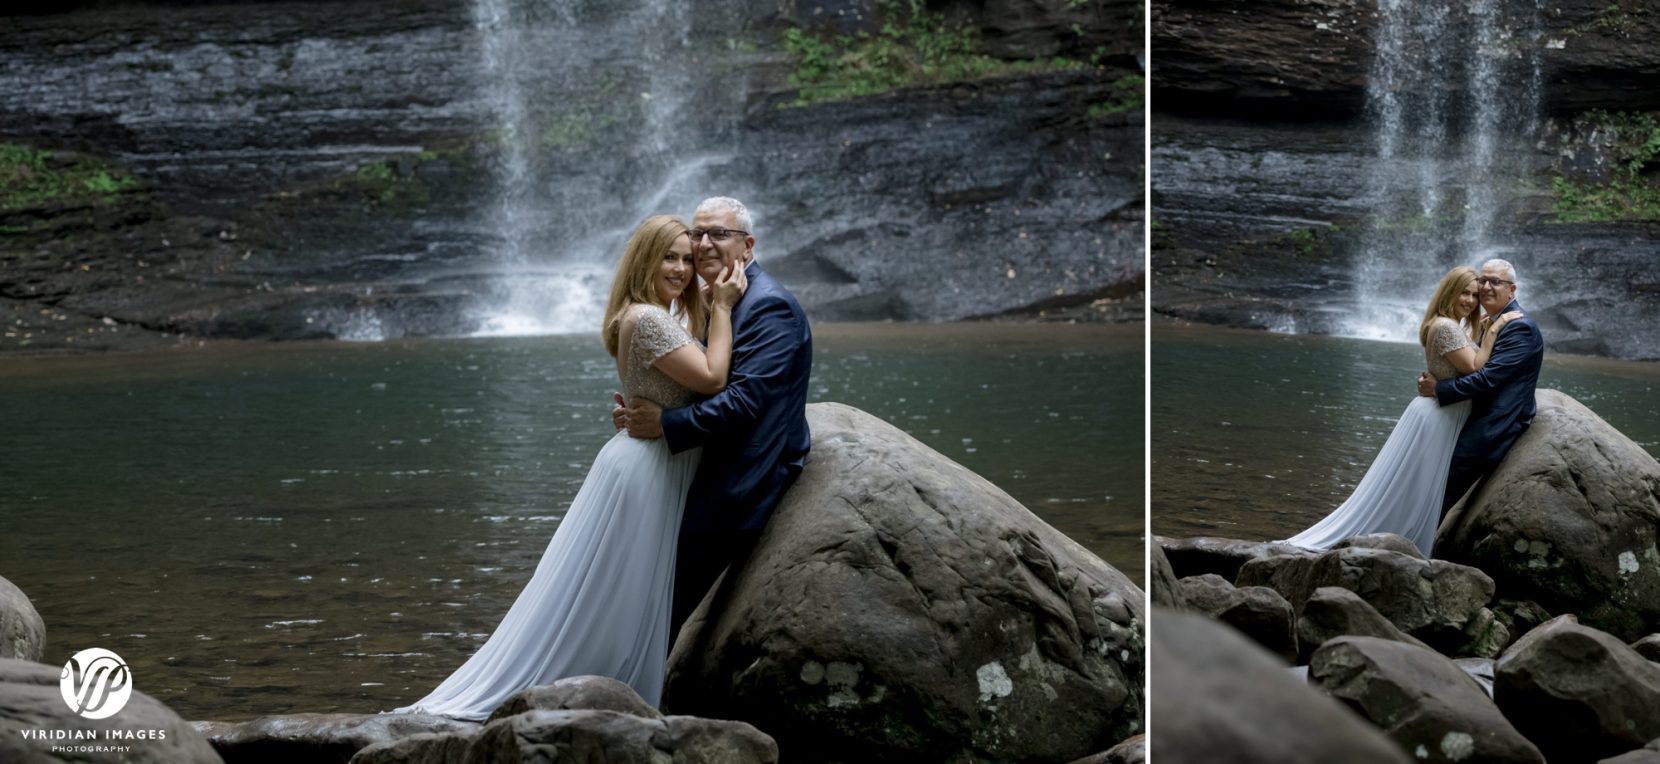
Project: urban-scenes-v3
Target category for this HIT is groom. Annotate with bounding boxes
[1417,257,1545,519]
[618,196,813,642]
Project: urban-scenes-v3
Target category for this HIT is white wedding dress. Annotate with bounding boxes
[392,303,701,719]
[1282,316,1472,557]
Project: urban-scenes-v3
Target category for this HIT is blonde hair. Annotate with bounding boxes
[601,215,703,357]
[1418,265,1477,347]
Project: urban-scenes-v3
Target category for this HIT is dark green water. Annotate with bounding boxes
[0,322,1141,721]
[1153,324,1660,541]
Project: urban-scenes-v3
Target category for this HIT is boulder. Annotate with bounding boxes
[1492,599,1553,643]
[0,657,221,764]
[1150,608,1411,763]
[203,713,477,764]
[484,675,661,724]
[1238,546,1498,656]
[1494,615,1660,762]
[1310,637,1544,763]
[1635,635,1660,663]
[1156,536,1314,582]
[0,576,45,662]
[664,403,1144,763]
[349,711,776,764]
[1178,575,1296,662]
[1600,739,1660,764]
[1602,744,1660,764]
[1438,390,1660,641]
[1294,586,1433,665]
[1150,543,1186,610]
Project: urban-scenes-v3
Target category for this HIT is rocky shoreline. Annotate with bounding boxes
[1,403,1146,763]
[1152,389,1660,762]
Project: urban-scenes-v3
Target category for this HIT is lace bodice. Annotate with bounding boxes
[1425,316,1470,381]
[622,303,700,409]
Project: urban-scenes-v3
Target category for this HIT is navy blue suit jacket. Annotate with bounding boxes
[1435,299,1544,469]
[662,260,811,535]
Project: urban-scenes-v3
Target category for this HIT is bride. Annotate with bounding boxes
[391,215,745,719]
[1282,265,1520,557]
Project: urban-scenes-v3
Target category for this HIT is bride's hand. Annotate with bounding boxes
[1494,310,1524,329]
[711,260,747,309]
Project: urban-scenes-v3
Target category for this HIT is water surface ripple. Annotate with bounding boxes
[0,323,1140,720]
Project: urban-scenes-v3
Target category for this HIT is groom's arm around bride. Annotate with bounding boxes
[1418,263,1545,519]
[621,197,813,644]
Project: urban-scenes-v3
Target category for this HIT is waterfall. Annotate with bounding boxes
[1344,0,1544,342]
[465,0,735,338]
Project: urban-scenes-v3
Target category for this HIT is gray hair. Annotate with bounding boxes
[1482,258,1519,286]
[696,196,753,234]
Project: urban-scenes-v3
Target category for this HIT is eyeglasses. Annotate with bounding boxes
[689,227,748,243]
[1475,277,1515,287]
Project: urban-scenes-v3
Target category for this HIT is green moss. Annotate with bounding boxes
[1550,109,1660,222]
[539,113,597,151]
[1087,74,1144,119]
[780,0,1092,107]
[0,143,140,211]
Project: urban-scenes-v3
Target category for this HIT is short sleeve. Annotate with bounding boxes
[630,305,693,363]
[1431,318,1469,357]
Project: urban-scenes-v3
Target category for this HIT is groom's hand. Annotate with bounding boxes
[625,397,664,440]
[1417,372,1436,397]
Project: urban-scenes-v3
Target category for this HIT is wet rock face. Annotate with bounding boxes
[1152,0,1660,117]
[752,70,1143,323]
[664,403,1144,763]
[1151,117,1660,360]
[1151,0,1374,118]
[0,1,1140,345]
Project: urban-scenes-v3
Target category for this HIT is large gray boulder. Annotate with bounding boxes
[664,403,1144,763]
[201,712,477,764]
[0,576,45,662]
[1150,608,1412,764]
[349,710,777,764]
[1494,615,1660,762]
[0,657,221,764]
[1438,390,1660,641]
[1310,637,1544,763]
[1295,586,1434,665]
[1238,546,1501,657]
[1178,574,1296,662]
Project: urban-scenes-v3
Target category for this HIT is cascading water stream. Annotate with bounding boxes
[464,0,739,338]
[1343,0,1544,342]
